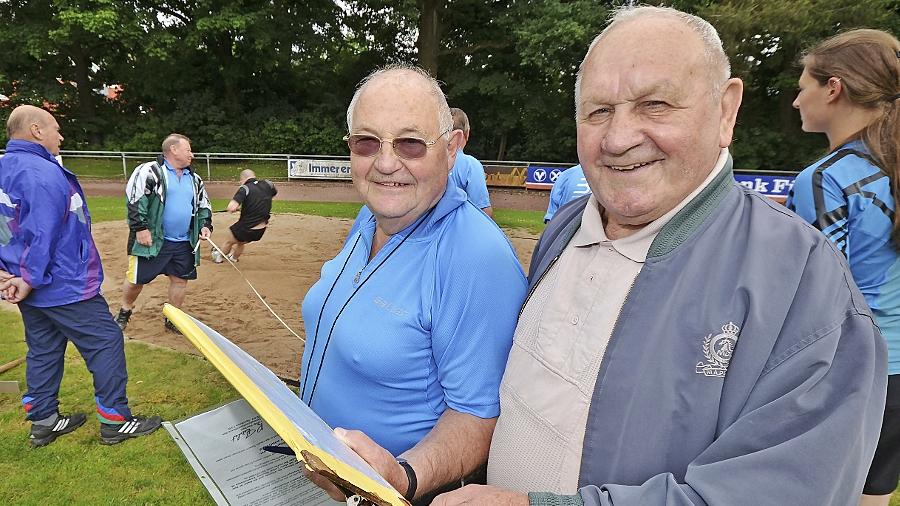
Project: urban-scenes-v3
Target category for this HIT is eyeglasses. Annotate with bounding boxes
[343,127,451,160]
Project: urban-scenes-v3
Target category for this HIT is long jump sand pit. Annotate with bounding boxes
[81,212,538,380]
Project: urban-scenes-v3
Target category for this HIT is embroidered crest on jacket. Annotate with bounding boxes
[696,322,740,377]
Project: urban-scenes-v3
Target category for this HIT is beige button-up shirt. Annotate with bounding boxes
[488,149,729,494]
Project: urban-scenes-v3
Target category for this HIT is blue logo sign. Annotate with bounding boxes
[733,174,795,197]
[527,165,567,185]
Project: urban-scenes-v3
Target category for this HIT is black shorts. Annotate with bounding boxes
[127,240,197,285]
[864,374,900,495]
[230,223,267,243]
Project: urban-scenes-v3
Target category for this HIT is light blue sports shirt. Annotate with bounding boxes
[449,149,491,210]
[544,164,591,223]
[787,140,900,374]
[161,160,194,242]
[299,178,526,455]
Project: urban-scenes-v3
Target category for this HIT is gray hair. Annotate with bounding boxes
[346,64,453,137]
[574,6,731,116]
[162,133,191,154]
[450,107,470,132]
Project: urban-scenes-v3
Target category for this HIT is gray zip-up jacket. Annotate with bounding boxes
[525,162,887,506]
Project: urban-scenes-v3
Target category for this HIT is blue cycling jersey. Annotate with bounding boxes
[787,140,900,374]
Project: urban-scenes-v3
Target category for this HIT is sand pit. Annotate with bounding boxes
[2,213,538,380]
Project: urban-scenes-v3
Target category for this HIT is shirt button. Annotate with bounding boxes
[570,315,579,325]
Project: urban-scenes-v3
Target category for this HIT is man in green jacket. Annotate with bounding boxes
[115,134,212,333]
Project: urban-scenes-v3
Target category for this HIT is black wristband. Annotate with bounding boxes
[396,457,417,501]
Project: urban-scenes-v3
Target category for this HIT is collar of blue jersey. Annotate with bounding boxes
[162,157,191,174]
[420,173,468,236]
[836,138,867,154]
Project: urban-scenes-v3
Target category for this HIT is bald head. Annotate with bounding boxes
[7,105,63,155]
[239,169,256,183]
[346,65,452,134]
[575,6,731,116]
[7,105,53,139]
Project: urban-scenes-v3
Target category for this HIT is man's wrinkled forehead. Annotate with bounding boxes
[583,18,707,91]
[354,72,440,130]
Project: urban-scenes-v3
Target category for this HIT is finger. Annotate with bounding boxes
[431,487,469,506]
[335,428,379,455]
[7,289,22,304]
[303,468,346,502]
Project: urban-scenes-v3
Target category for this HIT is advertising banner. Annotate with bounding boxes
[733,173,795,200]
[287,159,352,180]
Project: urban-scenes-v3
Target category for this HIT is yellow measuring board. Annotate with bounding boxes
[163,303,409,506]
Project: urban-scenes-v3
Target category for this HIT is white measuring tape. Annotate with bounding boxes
[205,237,305,343]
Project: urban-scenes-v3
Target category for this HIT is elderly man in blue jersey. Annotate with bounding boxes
[430,6,886,506]
[0,105,161,447]
[301,65,526,505]
[544,164,592,223]
[448,108,493,218]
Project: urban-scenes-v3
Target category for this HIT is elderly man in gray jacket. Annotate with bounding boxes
[335,6,887,506]
[436,6,886,506]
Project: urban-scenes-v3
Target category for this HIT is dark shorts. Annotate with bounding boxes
[127,240,196,285]
[864,373,900,495]
[230,223,266,243]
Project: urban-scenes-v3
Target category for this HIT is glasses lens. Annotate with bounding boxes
[348,135,381,156]
[393,138,428,159]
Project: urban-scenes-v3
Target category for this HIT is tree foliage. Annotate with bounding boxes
[0,0,896,170]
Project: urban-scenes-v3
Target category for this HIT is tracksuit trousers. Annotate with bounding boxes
[19,294,131,423]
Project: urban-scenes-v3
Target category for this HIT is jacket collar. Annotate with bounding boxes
[647,154,734,258]
[530,153,735,283]
[157,155,192,174]
[5,139,61,166]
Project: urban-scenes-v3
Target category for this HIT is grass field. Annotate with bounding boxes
[0,311,237,505]
[85,196,546,234]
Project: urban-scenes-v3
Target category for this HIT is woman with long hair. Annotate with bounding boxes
[786,28,900,506]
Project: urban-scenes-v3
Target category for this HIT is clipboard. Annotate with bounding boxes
[163,303,410,506]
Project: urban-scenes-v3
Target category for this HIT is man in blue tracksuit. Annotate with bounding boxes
[0,106,161,447]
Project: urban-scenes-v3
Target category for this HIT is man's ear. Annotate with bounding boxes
[718,78,744,148]
[446,129,464,166]
[29,122,42,141]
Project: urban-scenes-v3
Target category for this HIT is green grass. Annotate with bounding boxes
[66,157,294,181]
[85,196,547,234]
[0,311,236,505]
[493,208,545,234]
[85,196,127,222]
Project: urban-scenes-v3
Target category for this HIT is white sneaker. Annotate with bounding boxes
[211,250,223,264]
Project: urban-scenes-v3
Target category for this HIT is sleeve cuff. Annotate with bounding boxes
[528,492,584,506]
